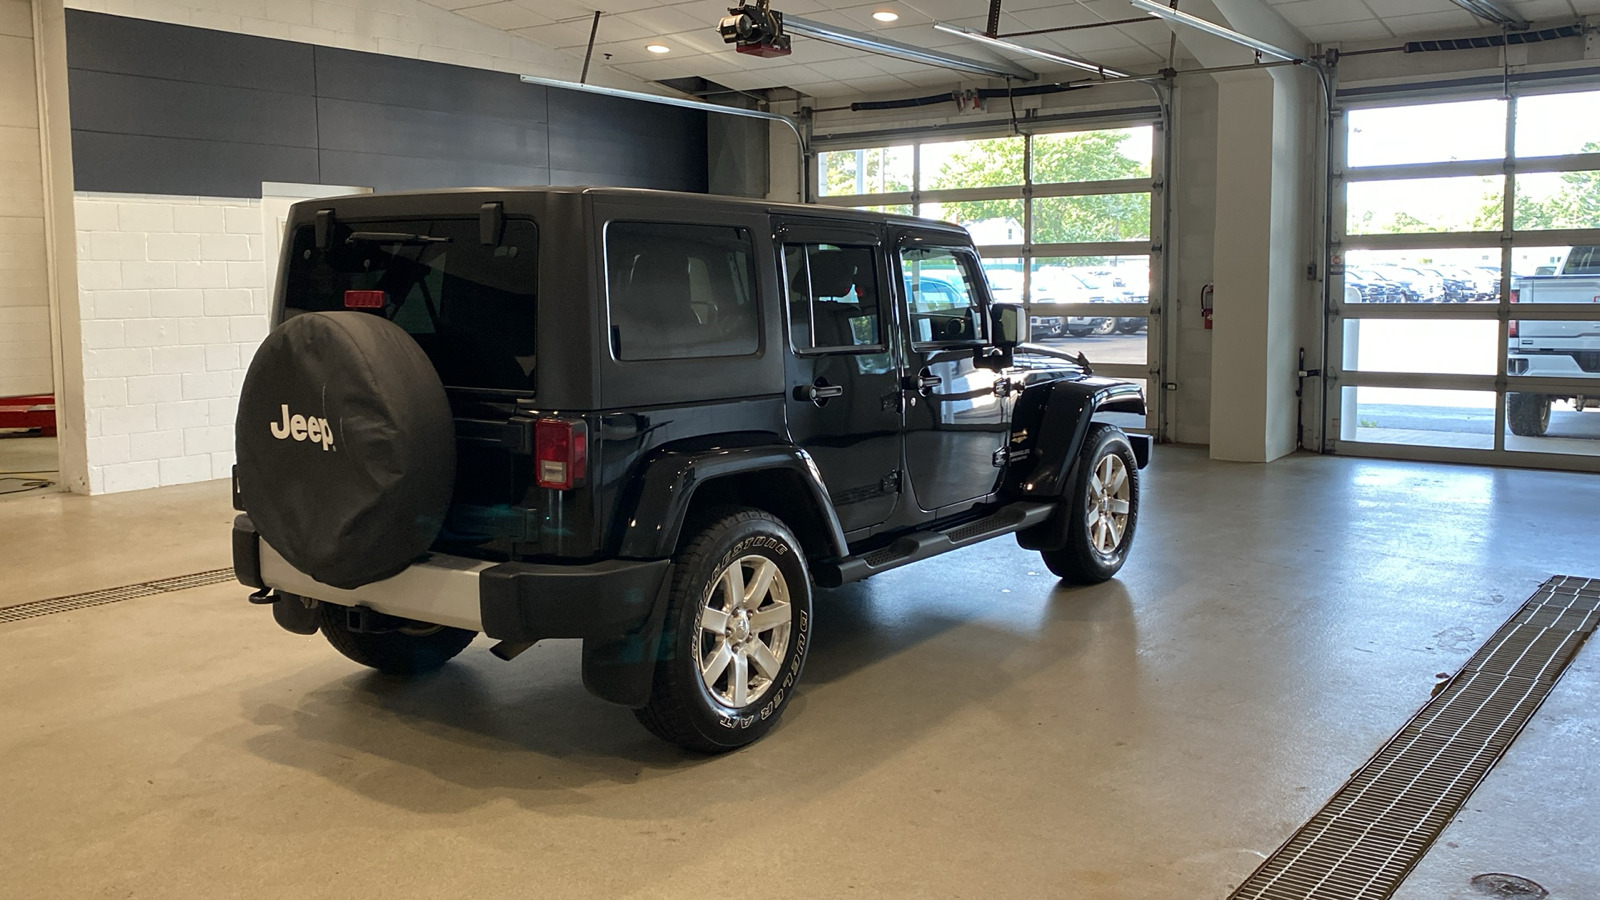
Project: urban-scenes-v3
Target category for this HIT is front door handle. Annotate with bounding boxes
[794,380,844,406]
[902,368,941,395]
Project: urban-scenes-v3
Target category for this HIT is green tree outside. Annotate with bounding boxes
[925,131,1150,243]
[1471,141,1600,231]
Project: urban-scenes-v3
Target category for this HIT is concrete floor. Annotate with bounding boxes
[0,433,59,498]
[0,446,1595,899]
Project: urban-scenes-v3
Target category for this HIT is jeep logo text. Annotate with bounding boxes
[270,404,335,450]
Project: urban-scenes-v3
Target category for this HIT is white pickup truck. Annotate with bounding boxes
[1507,246,1600,436]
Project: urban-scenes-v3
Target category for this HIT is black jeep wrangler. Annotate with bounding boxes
[232,187,1149,752]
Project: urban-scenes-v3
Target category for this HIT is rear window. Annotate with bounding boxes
[605,221,759,361]
[283,217,538,392]
[1565,247,1600,275]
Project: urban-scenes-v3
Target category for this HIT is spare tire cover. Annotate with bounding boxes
[237,311,455,590]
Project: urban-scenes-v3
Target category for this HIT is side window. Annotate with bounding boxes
[605,221,759,361]
[784,243,883,353]
[900,245,987,346]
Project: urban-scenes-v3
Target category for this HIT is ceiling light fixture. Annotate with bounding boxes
[1446,0,1530,29]
[783,14,1037,80]
[1129,0,1305,63]
[646,43,670,53]
[872,10,899,22]
[933,21,1130,78]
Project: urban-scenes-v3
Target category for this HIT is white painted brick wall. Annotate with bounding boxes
[75,191,267,494]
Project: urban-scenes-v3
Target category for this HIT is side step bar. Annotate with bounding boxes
[814,500,1056,588]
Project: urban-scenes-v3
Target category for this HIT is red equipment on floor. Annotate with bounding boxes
[0,395,56,436]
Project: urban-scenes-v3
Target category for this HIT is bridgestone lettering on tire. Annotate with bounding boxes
[635,508,811,753]
[1041,423,1140,585]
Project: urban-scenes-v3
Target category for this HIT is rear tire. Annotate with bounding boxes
[318,604,476,675]
[1507,392,1551,437]
[1041,424,1140,585]
[635,508,811,753]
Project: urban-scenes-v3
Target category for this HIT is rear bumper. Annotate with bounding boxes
[233,514,671,644]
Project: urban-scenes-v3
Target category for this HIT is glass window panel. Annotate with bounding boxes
[1025,257,1148,364]
[1032,193,1151,243]
[900,245,987,346]
[1515,90,1600,159]
[1346,176,1505,235]
[605,222,758,361]
[979,256,1024,306]
[1514,171,1600,231]
[1342,250,1501,304]
[1346,99,1507,167]
[854,204,914,216]
[1513,245,1588,276]
[920,135,1025,190]
[1338,387,1495,449]
[784,243,884,353]
[1031,126,1153,183]
[1509,320,1600,379]
[817,146,913,197]
[1341,319,1498,375]
[1505,391,1600,455]
[922,199,1025,241]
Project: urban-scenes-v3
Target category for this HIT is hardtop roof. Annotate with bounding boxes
[295,184,970,238]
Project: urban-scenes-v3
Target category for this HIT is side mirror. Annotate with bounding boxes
[993,304,1022,347]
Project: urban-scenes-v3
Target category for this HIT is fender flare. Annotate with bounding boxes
[615,443,849,562]
[1012,378,1146,499]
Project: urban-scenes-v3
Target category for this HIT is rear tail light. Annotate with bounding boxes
[344,290,387,309]
[534,417,587,490]
[1509,288,1519,338]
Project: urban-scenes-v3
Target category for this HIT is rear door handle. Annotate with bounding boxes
[903,369,941,395]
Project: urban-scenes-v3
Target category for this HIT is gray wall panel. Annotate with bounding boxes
[71,131,321,196]
[316,98,549,169]
[313,47,548,122]
[317,150,549,194]
[66,10,314,94]
[65,10,707,199]
[69,69,319,147]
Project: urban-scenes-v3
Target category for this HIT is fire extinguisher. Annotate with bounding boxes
[1200,283,1214,330]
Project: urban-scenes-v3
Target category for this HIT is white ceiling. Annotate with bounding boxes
[423,0,1600,98]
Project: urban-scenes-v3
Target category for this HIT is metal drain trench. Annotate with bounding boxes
[1228,575,1600,900]
[0,569,235,624]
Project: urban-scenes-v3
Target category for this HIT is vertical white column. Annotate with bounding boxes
[1207,68,1315,462]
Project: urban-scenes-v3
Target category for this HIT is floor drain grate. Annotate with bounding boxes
[1228,575,1600,900]
[0,568,236,625]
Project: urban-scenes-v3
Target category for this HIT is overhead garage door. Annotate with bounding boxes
[1328,85,1600,472]
[813,119,1163,435]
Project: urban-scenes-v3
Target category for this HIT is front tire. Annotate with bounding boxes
[318,604,476,675]
[1041,424,1140,585]
[1507,392,1550,437]
[635,508,811,753]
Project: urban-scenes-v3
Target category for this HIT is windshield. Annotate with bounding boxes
[283,217,538,392]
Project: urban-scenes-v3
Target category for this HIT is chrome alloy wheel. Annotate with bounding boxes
[1085,452,1131,556]
[696,554,792,708]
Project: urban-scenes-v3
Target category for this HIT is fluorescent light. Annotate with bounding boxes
[1448,0,1530,29]
[646,43,670,54]
[1129,0,1305,63]
[933,21,1130,78]
[872,10,899,23]
[784,14,1037,80]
